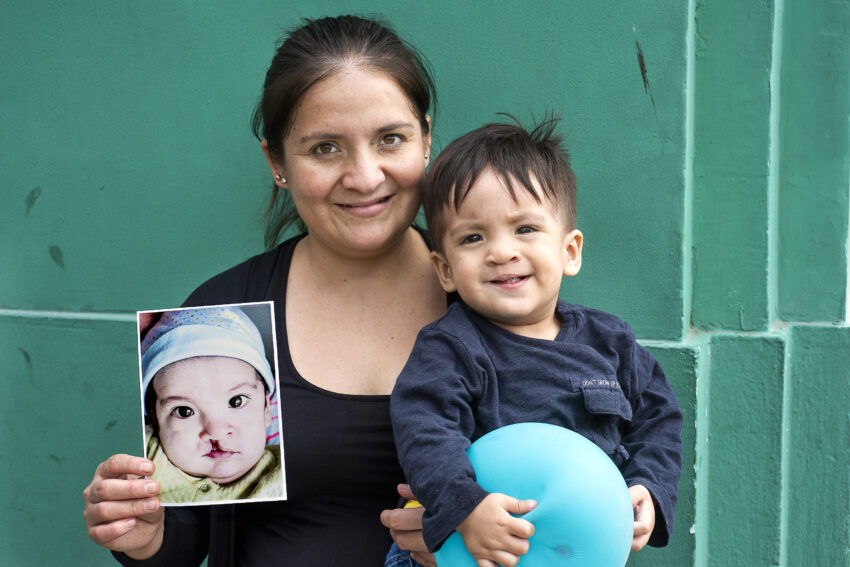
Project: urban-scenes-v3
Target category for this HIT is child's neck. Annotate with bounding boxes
[489,311,561,341]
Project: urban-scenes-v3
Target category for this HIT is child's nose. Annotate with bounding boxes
[200,414,233,439]
[485,235,520,265]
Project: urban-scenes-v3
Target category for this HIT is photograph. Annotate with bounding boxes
[137,302,285,505]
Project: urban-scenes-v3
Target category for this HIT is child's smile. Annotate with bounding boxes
[432,167,582,340]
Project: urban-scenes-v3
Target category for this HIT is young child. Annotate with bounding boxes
[140,304,284,503]
[389,118,682,565]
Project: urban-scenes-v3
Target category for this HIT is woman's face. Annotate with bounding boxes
[269,68,431,258]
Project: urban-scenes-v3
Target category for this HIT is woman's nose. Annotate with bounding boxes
[343,148,386,192]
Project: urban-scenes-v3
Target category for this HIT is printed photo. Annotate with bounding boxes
[137,302,286,505]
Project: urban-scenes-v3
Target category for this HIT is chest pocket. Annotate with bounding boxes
[579,380,632,466]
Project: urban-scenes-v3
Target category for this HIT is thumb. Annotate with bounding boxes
[505,495,537,516]
[396,483,417,501]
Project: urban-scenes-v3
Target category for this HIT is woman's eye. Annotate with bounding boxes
[312,143,339,155]
[516,225,536,235]
[172,406,194,419]
[229,395,248,408]
[460,234,482,245]
[380,134,403,147]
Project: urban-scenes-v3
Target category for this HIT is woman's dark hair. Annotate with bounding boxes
[423,114,577,252]
[251,15,437,249]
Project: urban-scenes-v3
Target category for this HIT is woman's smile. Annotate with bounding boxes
[336,194,395,217]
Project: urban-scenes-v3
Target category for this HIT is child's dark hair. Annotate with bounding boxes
[423,115,576,251]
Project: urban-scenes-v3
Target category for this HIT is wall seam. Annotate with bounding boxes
[767,0,784,330]
[767,2,787,564]
[846,138,850,324]
[682,0,696,342]
[685,2,703,566]
[0,308,136,322]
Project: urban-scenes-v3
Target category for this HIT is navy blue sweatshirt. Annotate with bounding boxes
[391,300,683,552]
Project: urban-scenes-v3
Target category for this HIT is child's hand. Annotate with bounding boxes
[629,484,656,551]
[456,492,537,567]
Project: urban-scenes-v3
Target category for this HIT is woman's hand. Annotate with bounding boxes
[629,484,656,551]
[83,454,165,559]
[380,484,437,567]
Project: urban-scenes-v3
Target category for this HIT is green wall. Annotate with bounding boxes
[2,1,848,565]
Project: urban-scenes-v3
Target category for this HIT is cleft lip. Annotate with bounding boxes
[204,440,237,459]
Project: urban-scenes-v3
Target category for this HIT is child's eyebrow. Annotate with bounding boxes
[226,380,260,392]
[158,394,194,406]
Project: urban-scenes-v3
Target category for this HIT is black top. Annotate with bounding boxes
[117,234,406,566]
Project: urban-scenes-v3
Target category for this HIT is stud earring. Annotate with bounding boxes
[424,154,430,160]
[274,173,286,183]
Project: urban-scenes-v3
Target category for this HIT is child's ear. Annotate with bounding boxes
[562,229,583,277]
[430,251,458,293]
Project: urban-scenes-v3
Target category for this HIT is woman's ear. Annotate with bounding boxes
[430,250,458,293]
[424,115,432,160]
[261,139,288,189]
[562,229,583,277]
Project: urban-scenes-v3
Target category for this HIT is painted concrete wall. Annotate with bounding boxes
[2,1,848,565]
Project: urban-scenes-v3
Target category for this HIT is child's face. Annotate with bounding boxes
[153,356,272,484]
[432,167,582,338]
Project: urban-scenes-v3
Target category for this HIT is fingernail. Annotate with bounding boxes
[124,518,136,529]
[144,498,158,512]
[144,482,158,495]
[140,462,153,474]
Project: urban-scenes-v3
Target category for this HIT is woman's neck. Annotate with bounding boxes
[293,228,427,293]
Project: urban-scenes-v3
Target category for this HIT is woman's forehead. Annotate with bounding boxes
[287,68,420,139]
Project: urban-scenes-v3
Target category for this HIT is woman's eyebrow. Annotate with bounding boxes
[298,121,416,143]
[376,121,416,133]
[299,132,341,143]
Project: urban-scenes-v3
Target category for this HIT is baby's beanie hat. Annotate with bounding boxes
[140,305,275,403]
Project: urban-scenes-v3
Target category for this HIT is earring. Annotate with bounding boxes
[424,154,430,160]
[274,173,286,183]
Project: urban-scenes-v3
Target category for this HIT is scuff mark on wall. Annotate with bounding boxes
[25,187,42,216]
[18,347,33,383]
[635,38,657,111]
[49,245,65,270]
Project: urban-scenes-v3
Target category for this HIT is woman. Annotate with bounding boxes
[83,15,455,566]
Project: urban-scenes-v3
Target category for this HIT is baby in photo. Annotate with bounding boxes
[139,303,284,504]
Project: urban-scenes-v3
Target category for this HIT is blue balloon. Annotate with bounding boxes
[434,423,632,567]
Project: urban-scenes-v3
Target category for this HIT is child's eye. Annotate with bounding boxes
[228,395,249,408]
[516,225,537,235]
[172,406,194,419]
[460,234,482,245]
[311,142,340,156]
[379,134,403,147]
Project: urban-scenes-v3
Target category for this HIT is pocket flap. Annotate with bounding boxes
[580,380,633,421]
